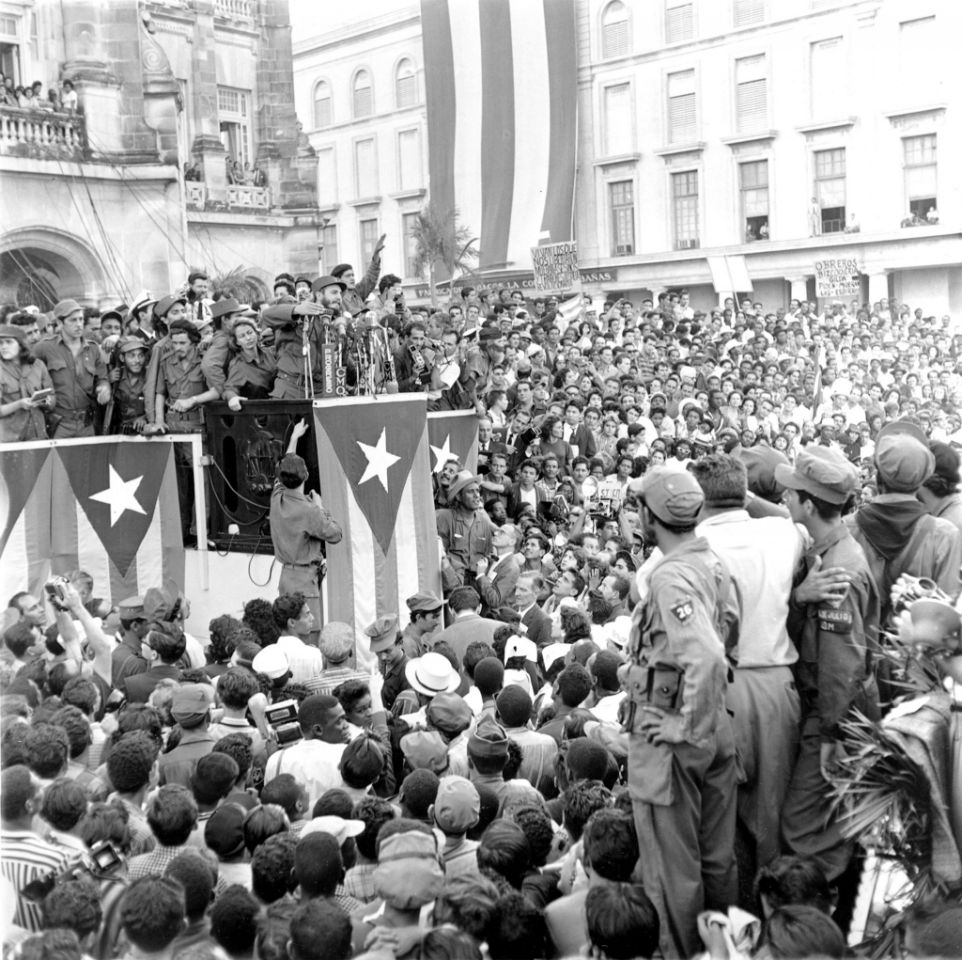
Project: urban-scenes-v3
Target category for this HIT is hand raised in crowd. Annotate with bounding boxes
[290,417,310,442]
[373,232,387,257]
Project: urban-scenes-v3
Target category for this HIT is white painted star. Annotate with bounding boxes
[430,434,454,475]
[89,465,147,526]
[357,428,401,493]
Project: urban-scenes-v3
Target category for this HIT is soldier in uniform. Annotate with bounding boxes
[261,276,345,399]
[625,466,738,958]
[269,418,342,640]
[148,318,219,545]
[107,336,150,434]
[33,298,110,437]
[775,446,880,886]
[201,298,246,399]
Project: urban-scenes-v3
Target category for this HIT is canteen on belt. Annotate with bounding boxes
[909,598,962,651]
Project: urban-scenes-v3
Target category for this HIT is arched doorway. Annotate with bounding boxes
[0,227,109,309]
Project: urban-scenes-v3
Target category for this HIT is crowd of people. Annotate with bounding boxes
[3,244,962,959]
[0,75,78,113]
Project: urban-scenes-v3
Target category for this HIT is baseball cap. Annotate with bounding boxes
[400,730,450,774]
[431,776,480,834]
[301,815,365,846]
[53,299,82,320]
[636,466,704,525]
[774,446,858,504]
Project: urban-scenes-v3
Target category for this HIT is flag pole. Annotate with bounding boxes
[189,434,209,590]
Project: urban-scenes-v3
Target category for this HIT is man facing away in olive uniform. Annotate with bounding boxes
[625,466,739,958]
[775,446,880,888]
[269,418,342,642]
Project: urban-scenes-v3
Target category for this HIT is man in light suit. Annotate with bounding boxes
[476,523,522,616]
[516,573,552,648]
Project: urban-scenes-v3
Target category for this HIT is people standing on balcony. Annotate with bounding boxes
[331,235,386,317]
[0,324,54,442]
[223,317,277,411]
[60,80,77,113]
[32,298,109,438]
[251,161,267,188]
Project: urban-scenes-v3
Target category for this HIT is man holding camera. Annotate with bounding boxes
[262,694,351,808]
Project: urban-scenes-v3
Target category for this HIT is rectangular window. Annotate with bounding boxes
[739,160,769,242]
[604,83,632,156]
[903,134,937,220]
[360,217,379,265]
[671,171,699,249]
[733,0,765,28]
[814,147,845,233]
[735,55,767,132]
[320,224,338,275]
[354,137,377,198]
[0,14,20,85]
[810,38,843,119]
[317,147,337,206]
[899,17,935,100]
[667,69,696,144]
[402,212,420,277]
[666,1,694,43]
[217,86,253,167]
[397,129,421,191]
[608,180,635,255]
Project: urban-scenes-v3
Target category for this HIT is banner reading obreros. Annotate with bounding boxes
[815,257,861,299]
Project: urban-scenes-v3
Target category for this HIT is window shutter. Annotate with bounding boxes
[604,83,632,155]
[603,19,629,58]
[668,70,696,143]
[810,38,842,118]
[355,139,376,197]
[398,129,421,191]
[733,0,765,28]
[666,2,694,43]
[735,55,767,131]
[317,147,336,205]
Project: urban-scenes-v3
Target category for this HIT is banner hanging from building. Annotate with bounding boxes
[815,257,861,299]
[314,396,441,664]
[421,0,577,272]
[0,438,185,604]
[531,241,579,293]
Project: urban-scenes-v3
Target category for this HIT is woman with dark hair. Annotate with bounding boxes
[0,324,54,441]
[205,614,242,677]
[333,679,373,737]
[224,317,277,412]
[919,440,962,535]
[538,416,573,473]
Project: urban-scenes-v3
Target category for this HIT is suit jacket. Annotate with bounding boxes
[521,603,553,648]
[477,440,509,476]
[477,554,521,615]
[124,664,182,704]
[506,482,545,521]
[565,424,597,460]
[431,614,503,664]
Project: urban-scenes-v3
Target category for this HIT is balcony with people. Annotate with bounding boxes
[0,76,85,161]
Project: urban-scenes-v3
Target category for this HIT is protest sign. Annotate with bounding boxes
[815,257,861,299]
[531,241,579,292]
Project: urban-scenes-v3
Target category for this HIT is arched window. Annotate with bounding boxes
[313,80,332,128]
[353,69,373,118]
[395,58,417,108]
[601,1,630,59]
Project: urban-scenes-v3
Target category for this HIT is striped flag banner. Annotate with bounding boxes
[427,410,479,475]
[0,437,185,604]
[556,294,583,334]
[315,396,441,666]
[422,0,578,272]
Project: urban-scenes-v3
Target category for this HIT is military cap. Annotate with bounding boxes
[467,715,508,760]
[154,295,186,319]
[774,446,859,505]
[406,591,442,615]
[53,299,83,320]
[210,298,243,320]
[118,595,146,620]
[634,466,704,525]
[365,615,398,653]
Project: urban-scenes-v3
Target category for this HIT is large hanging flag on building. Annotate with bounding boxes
[0,438,184,604]
[428,410,479,476]
[421,0,578,272]
[315,396,441,664]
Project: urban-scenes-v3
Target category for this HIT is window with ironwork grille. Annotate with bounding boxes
[735,55,767,133]
[609,180,635,255]
[601,1,630,59]
[353,70,373,118]
[667,69,696,144]
[313,81,332,128]
[903,134,937,220]
[814,147,845,233]
[671,171,699,249]
[666,1,693,43]
[395,59,417,108]
[739,160,769,242]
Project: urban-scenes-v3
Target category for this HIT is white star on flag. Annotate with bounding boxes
[430,434,454,475]
[89,465,147,526]
[357,428,401,493]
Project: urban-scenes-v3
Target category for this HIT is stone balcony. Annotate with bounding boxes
[185,180,271,211]
[214,0,255,22]
[0,105,85,161]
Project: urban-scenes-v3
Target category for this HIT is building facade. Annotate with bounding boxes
[292,4,426,291]
[576,0,962,314]
[0,0,319,311]
[291,0,960,315]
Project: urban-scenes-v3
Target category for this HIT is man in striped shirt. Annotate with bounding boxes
[0,765,72,931]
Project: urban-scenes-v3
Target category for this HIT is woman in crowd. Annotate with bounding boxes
[0,323,54,442]
[223,317,277,411]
